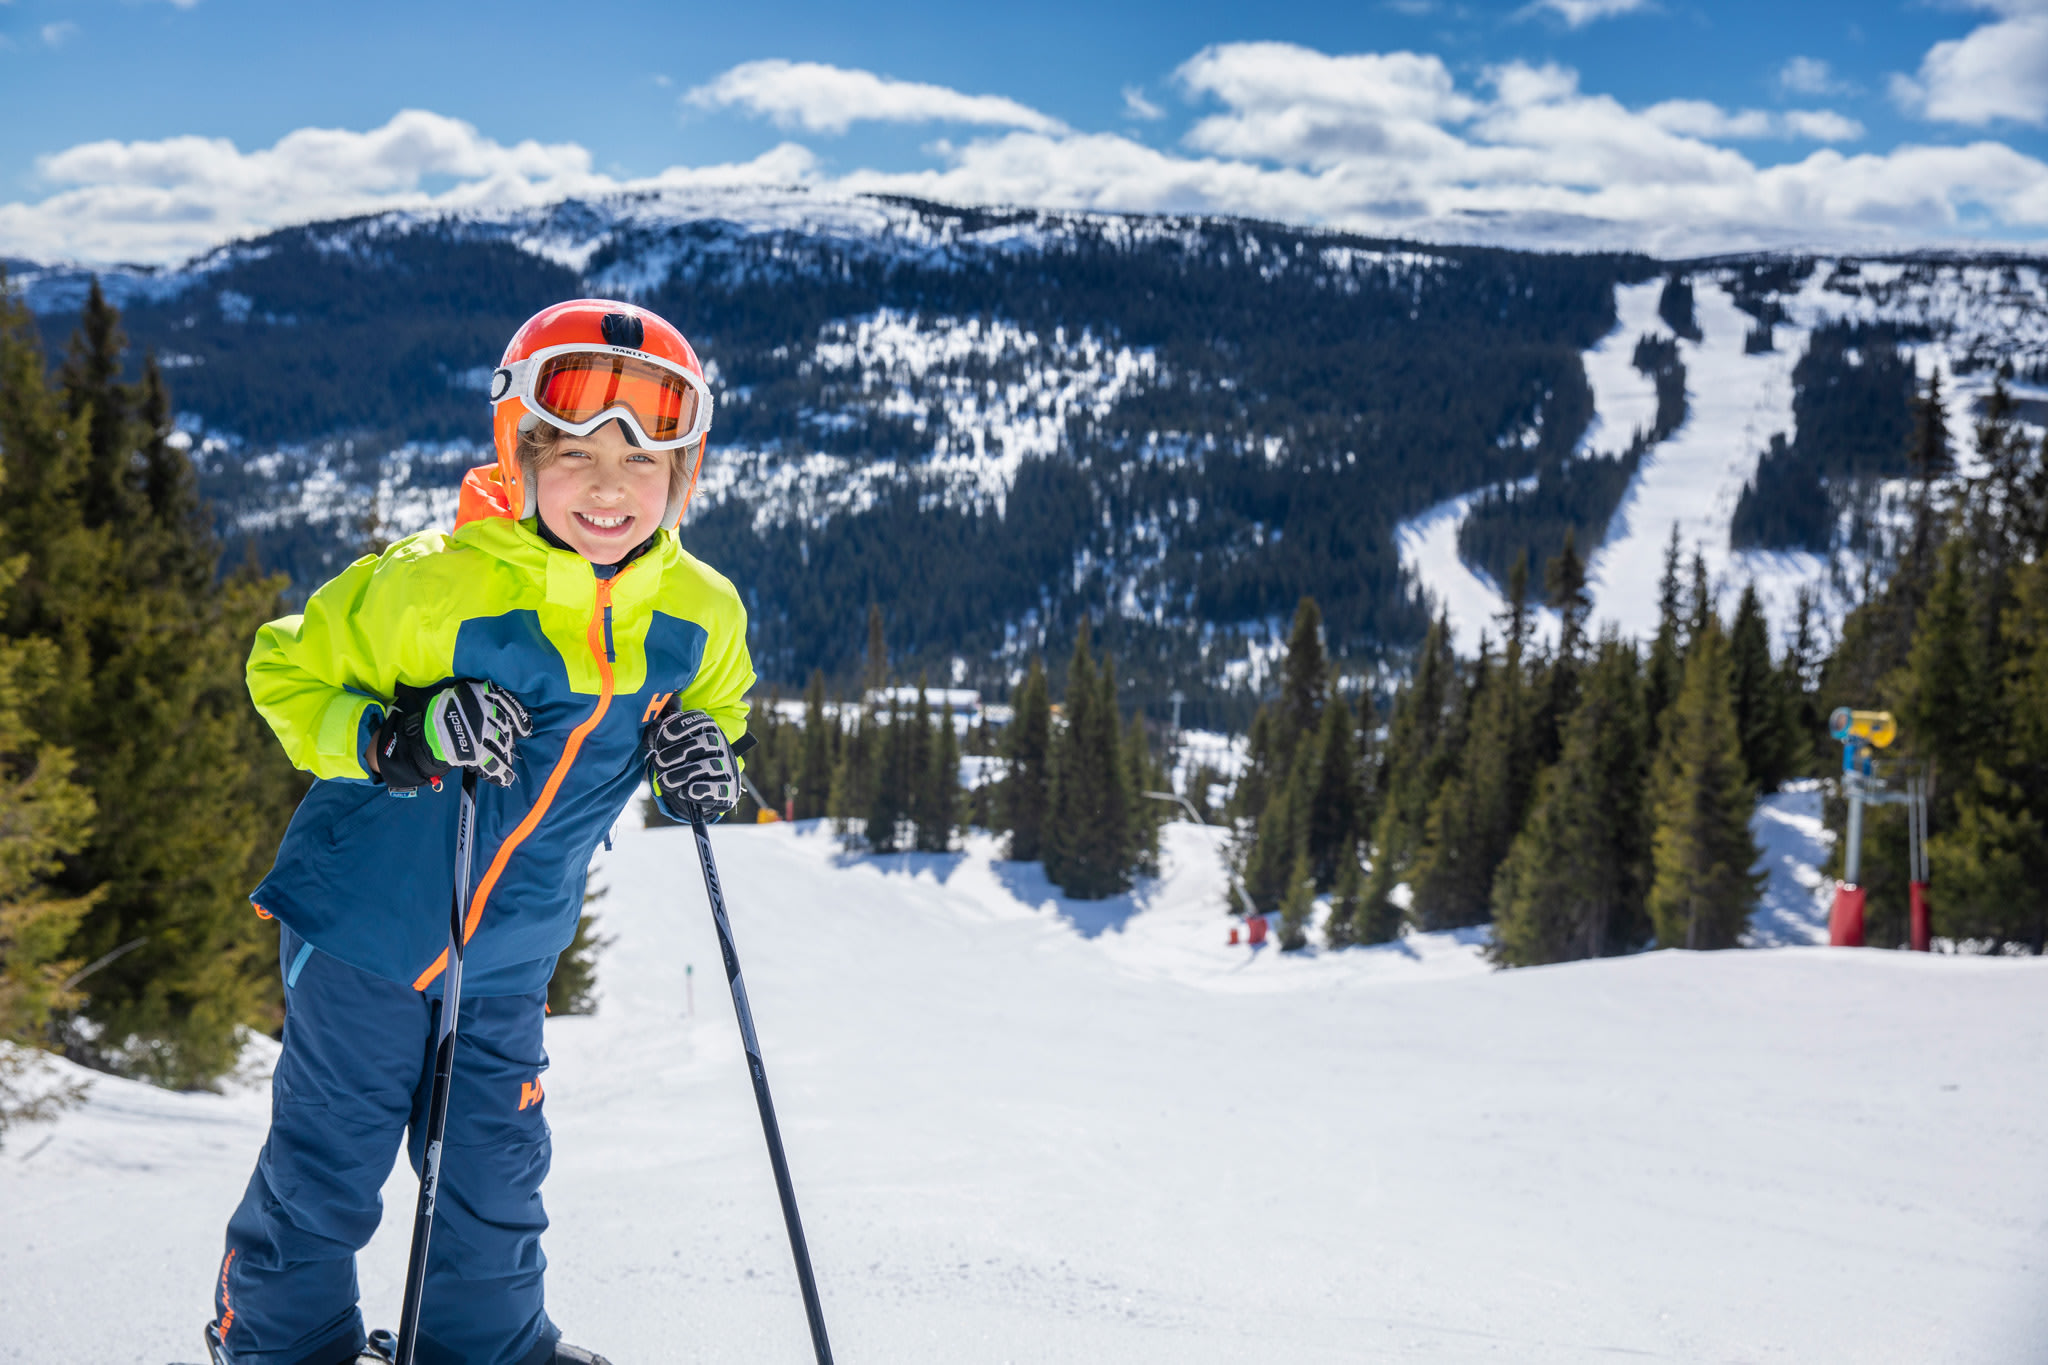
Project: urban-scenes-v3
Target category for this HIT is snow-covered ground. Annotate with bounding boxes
[6,814,2045,1363]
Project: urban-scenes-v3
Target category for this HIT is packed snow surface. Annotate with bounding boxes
[5,817,2045,1363]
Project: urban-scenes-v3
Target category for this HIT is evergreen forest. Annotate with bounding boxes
[1228,365,2048,959]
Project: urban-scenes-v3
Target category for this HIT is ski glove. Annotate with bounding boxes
[375,679,533,790]
[646,707,740,820]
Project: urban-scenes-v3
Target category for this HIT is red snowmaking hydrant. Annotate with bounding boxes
[1828,708,1931,950]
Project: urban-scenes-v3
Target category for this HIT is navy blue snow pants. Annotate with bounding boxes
[215,927,559,1365]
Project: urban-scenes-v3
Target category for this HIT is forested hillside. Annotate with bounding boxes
[19,193,1640,722]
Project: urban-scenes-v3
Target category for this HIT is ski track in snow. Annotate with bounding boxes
[1399,262,2048,656]
[5,815,2046,1364]
[1591,281,1810,641]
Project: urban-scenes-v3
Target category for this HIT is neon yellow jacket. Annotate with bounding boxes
[248,466,754,994]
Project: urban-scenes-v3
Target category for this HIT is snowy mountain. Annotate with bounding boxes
[6,809,2045,1362]
[15,190,2048,701]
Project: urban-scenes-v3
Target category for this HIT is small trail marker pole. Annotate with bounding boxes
[686,963,694,1018]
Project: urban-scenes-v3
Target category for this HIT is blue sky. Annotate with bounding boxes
[4,0,2048,263]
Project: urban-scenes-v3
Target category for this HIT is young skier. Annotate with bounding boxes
[209,299,756,1365]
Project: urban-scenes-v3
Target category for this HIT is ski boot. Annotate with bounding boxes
[202,1324,398,1364]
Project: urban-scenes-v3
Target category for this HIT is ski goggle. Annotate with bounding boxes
[490,344,714,450]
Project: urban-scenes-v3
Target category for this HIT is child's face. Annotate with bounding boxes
[532,420,671,562]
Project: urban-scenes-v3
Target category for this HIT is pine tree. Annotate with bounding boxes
[907,679,938,848]
[797,670,833,820]
[1044,627,1133,898]
[1359,614,1460,940]
[1304,690,1363,890]
[1004,657,1052,861]
[1905,368,1953,579]
[1644,524,1686,752]
[1042,625,1095,888]
[1646,621,1762,950]
[827,709,870,836]
[864,603,888,696]
[1245,741,1308,914]
[1276,596,1327,763]
[1728,582,1796,793]
[1277,843,1316,952]
[1923,557,2048,951]
[57,278,141,535]
[1412,604,1536,931]
[3,280,301,1088]
[917,699,959,853]
[1123,714,1162,876]
[1322,836,1369,949]
[865,695,907,853]
[1491,634,1649,965]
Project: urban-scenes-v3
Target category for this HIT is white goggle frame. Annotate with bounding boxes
[491,342,715,451]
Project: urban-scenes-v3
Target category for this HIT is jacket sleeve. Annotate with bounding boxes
[246,544,450,781]
[671,574,756,763]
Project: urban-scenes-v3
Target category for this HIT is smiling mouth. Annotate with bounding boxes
[575,511,634,533]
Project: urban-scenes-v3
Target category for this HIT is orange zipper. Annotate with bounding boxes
[413,570,625,991]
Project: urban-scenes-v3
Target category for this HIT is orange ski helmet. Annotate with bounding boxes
[489,299,713,529]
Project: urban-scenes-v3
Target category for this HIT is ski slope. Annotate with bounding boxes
[4,815,2045,1363]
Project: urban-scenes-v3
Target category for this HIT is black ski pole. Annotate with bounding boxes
[395,770,480,1365]
[687,807,834,1365]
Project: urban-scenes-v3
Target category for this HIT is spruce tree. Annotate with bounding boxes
[1926,555,2048,949]
[797,669,833,820]
[4,279,302,1087]
[1413,610,1536,931]
[1277,843,1316,952]
[1304,690,1363,890]
[1728,583,1795,793]
[1044,627,1132,898]
[1644,524,1686,752]
[1277,597,1327,762]
[908,679,939,848]
[917,700,959,853]
[1646,621,1762,950]
[1245,741,1308,914]
[1004,657,1052,860]
[1123,714,1162,876]
[1904,368,1953,579]
[865,696,907,853]
[1360,613,1459,937]
[1042,625,1096,888]
[1491,634,1649,965]
[864,603,888,696]
[57,278,141,535]
[827,709,870,836]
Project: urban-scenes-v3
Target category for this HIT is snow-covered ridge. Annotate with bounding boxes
[10,186,1454,318]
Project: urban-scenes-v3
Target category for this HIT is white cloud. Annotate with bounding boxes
[1893,1,2048,126]
[13,46,2048,266]
[1779,56,1848,96]
[0,110,810,264]
[41,21,78,46]
[686,60,1066,135]
[1522,0,1651,28]
[1644,99,1862,142]
[1122,86,1164,121]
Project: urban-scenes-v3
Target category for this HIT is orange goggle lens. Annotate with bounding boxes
[533,353,699,442]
